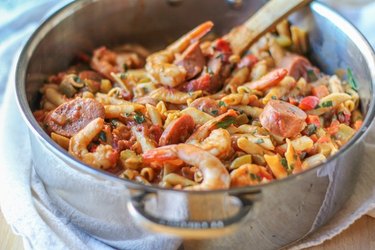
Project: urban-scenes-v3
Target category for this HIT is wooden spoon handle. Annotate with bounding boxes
[226,0,312,55]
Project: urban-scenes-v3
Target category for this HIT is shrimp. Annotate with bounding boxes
[187,109,237,143]
[145,21,213,87]
[91,47,120,80]
[188,128,232,159]
[142,144,230,190]
[69,118,118,169]
[230,164,272,187]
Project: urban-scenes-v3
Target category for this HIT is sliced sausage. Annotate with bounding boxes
[159,114,195,146]
[175,41,205,80]
[277,54,319,80]
[45,98,105,137]
[259,100,307,138]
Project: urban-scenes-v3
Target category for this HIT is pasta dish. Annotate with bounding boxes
[33,20,363,190]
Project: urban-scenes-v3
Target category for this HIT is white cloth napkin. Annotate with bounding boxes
[1,1,375,250]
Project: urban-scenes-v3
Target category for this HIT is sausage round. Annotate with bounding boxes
[259,100,307,138]
[175,41,205,80]
[45,98,105,137]
[278,54,318,80]
[159,114,195,146]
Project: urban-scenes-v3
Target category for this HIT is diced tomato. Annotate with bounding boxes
[310,134,318,143]
[184,73,211,92]
[214,38,232,54]
[259,167,273,180]
[354,120,363,131]
[289,97,299,106]
[311,85,329,98]
[306,115,321,127]
[299,96,320,111]
[275,145,287,156]
[237,54,258,69]
[317,136,330,143]
[108,150,119,165]
[326,120,340,135]
[148,124,163,143]
[337,110,351,125]
[33,110,46,123]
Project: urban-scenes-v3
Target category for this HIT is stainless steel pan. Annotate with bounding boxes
[15,0,375,249]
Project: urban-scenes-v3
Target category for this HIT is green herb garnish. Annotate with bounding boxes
[347,68,358,91]
[134,113,145,124]
[110,119,120,127]
[290,163,295,171]
[98,131,107,142]
[255,138,264,144]
[120,73,127,79]
[321,100,333,108]
[281,158,288,170]
[73,76,82,83]
[307,69,318,82]
[216,117,235,129]
[215,53,224,60]
[271,95,277,100]
[249,173,261,181]
[218,100,226,107]
[123,64,128,72]
[306,124,317,136]
[207,67,214,76]
[211,110,219,115]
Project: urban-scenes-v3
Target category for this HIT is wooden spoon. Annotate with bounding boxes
[226,0,312,55]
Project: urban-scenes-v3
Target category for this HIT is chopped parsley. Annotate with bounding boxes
[216,116,235,129]
[307,69,318,82]
[218,100,226,107]
[249,173,261,181]
[347,68,358,91]
[207,67,214,76]
[321,100,333,107]
[271,95,277,100]
[281,158,288,170]
[255,138,264,144]
[290,163,295,171]
[306,124,317,136]
[123,64,128,72]
[110,119,120,127]
[73,76,82,83]
[211,110,219,115]
[215,53,224,60]
[134,113,145,124]
[98,131,107,142]
[120,73,127,79]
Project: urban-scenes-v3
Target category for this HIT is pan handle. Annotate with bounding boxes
[127,191,256,239]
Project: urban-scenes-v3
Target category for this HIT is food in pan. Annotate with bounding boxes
[33,20,363,190]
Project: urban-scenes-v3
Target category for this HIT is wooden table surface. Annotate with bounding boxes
[1,209,374,249]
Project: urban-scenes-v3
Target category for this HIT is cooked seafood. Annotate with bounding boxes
[33,20,363,189]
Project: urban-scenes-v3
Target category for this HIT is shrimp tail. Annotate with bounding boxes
[167,21,214,53]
